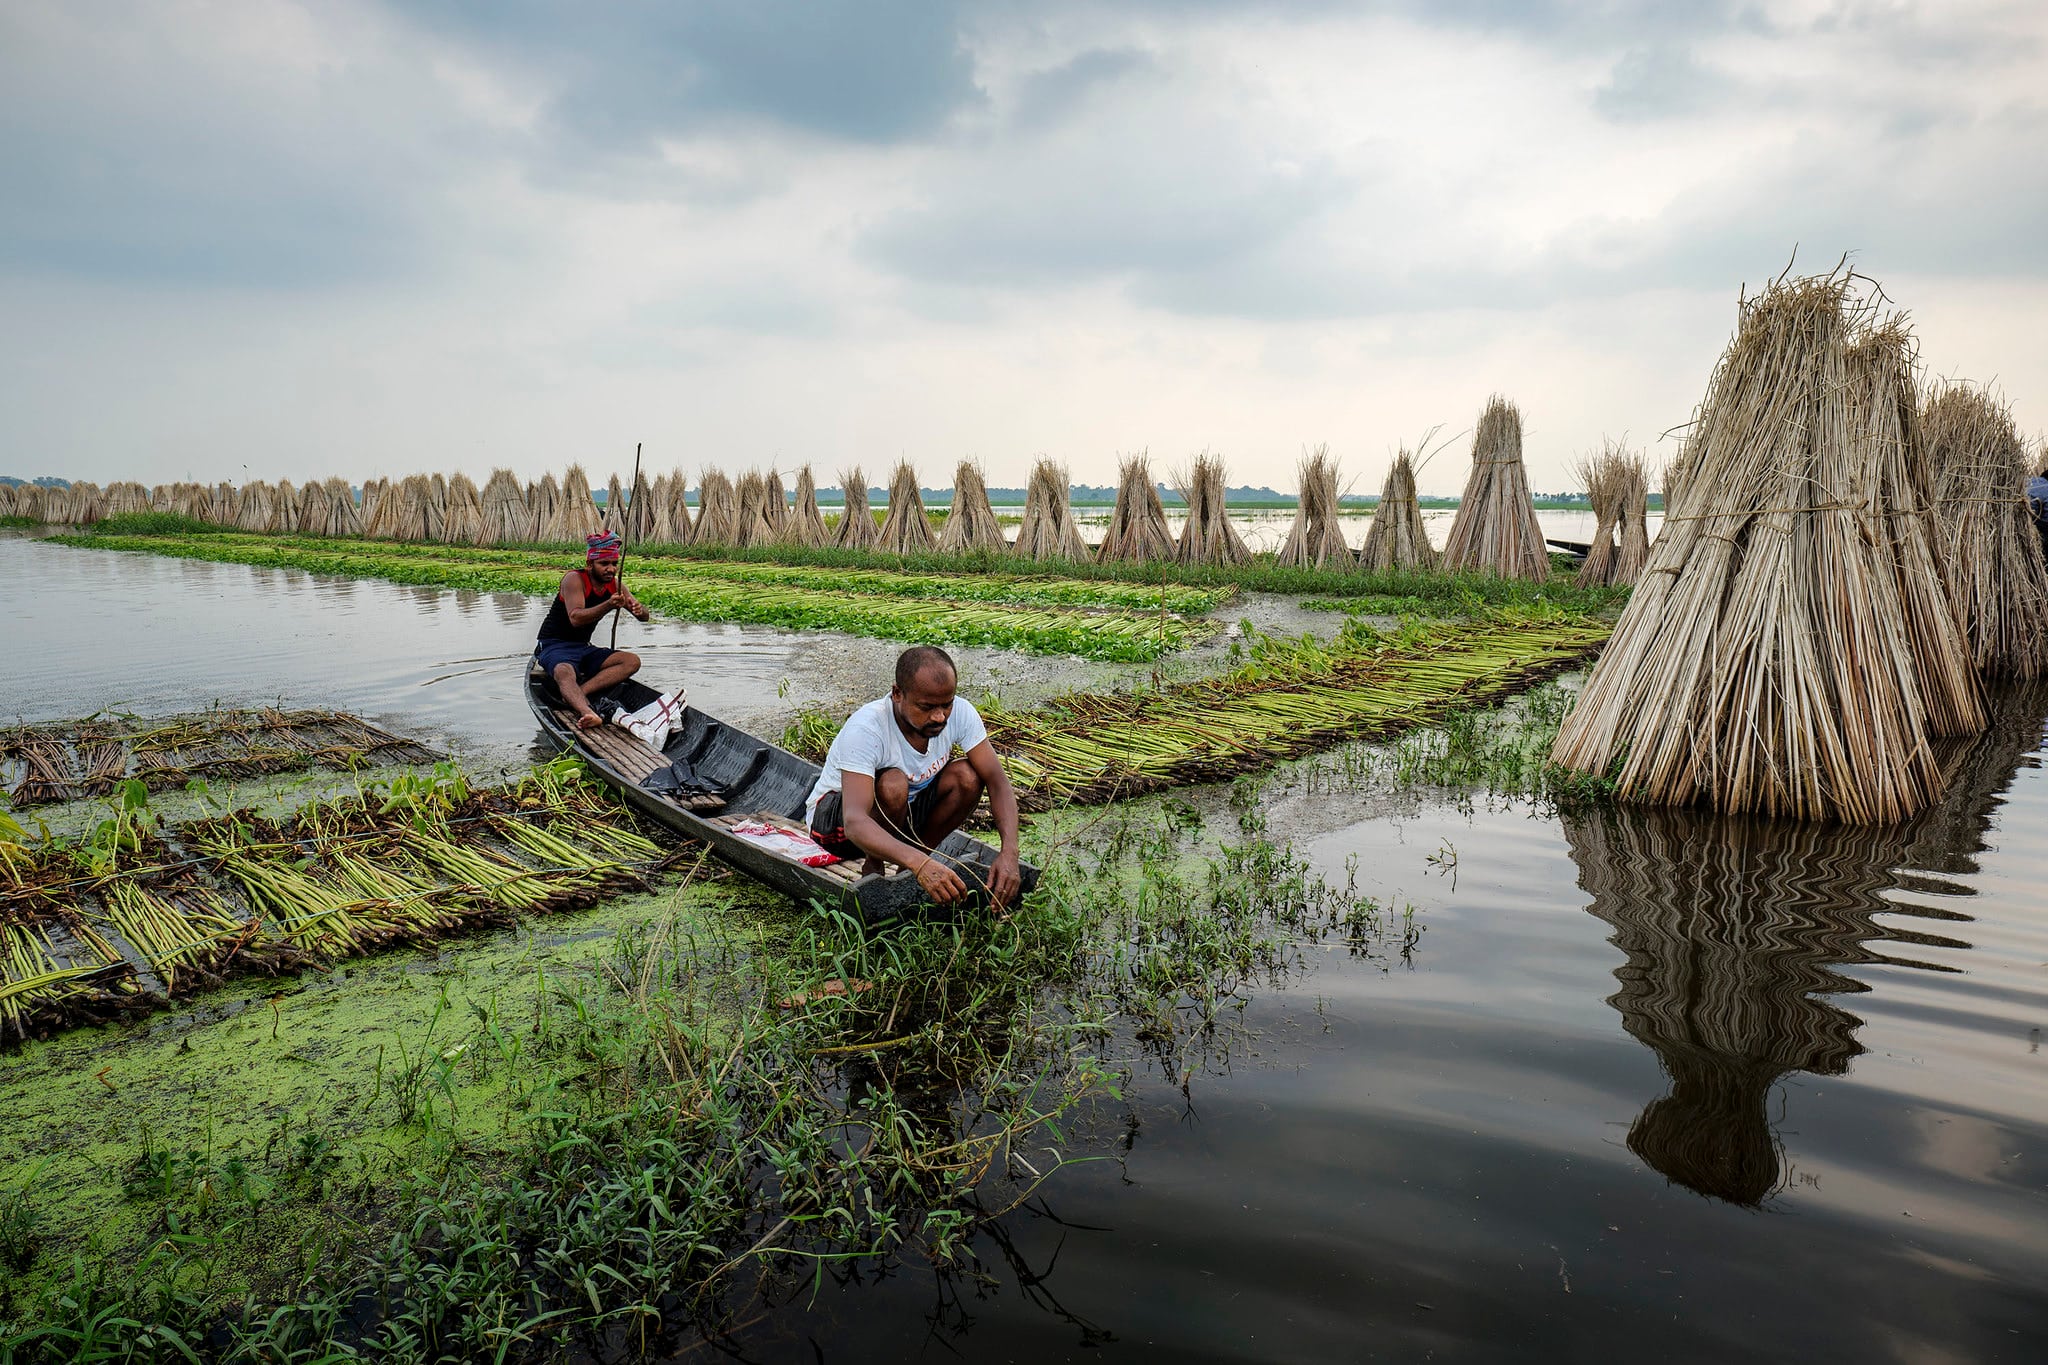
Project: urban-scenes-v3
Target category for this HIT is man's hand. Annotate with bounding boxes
[914,855,970,904]
[617,589,651,621]
[988,849,1022,908]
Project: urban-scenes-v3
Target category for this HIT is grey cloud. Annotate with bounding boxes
[402,0,986,146]
[1593,46,1733,123]
[1009,48,1156,130]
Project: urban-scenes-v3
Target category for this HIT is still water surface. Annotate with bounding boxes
[3,537,2042,1361]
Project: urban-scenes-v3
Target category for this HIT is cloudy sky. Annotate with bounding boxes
[3,0,2044,494]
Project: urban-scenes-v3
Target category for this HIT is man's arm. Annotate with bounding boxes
[561,572,635,628]
[964,739,1022,907]
[838,770,970,903]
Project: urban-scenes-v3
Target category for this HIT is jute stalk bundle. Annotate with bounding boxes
[638,473,680,545]
[762,469,789,540]
[1096,453,1176,564]
[318,477,361,537]
[104,481,150,518]
[693,468,739,546]
[291,480,323,535]
[10,485,42,521]
[209,482,237,527]
[1848,325,1983,737]
[783,465,829,547]
[479,469,530,546]
[357,480,387,537]
[1014,459,1090,562]
[151,484,173,511]
[547,466,602,543]
[1173,452,1249,567]
[661,469,693,545]
[1551,270,1959,823]
[0,484,16,517]
[1615,454,1651,584]
[236,481,278,533]
[526,474,560,543]
[937,459,1007,554]
[1573,450,1623,587]
[1275,445,1352,570]
[878,461,938,555]
[1924,383,2048,678]
[832,467,879,550]
[443,473,488,545]
[603,474,626,536]
[1359,449,1437,570]
[360,477,404,539]
[732,472,778,547]
[269,481,297,534]
[1441,397,1549,579]
[427,475,451,543]
[625,467,657,545]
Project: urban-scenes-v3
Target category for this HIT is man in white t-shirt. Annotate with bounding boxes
[805,646,1022,906]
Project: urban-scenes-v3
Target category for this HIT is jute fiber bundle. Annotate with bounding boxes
[209,482,238,527]
[150,484,174,511]
[357,480,388,537]
[661,470,694,545]
[442,473,488,545]
[1551,270,1960,823]
[235,481,278,533]
[762,469,789,539]
[1275,446,1352,570]
[547,466,603,543]
[692,469,739,546]
[0,484,15,516]
[1014,459,1090,562]
[1573,451,1623,587]
[732,472,777,547]
[13,485,45,521]
[1615,454,1651,584]
[1575,442,1648,587]
[479,469,530,546]
[526,474,560,542]
[35,483,70,522]
[937,460,1008,554]
[1173,453,1249,567]
[832,468,879,550]
[1847,324,1982,738]
[624,467,657,544]
[783,465,829,547]
[268,481,297,534]
[603,474,626,535]
[1097,453,1176,564]
[104,481,150,518]
[1441,397,1549,579]
[290,480,322,534]
[315,477,362,537]
[1359,448,1441,573]
[1925,384,2048,677]
[426,475,451,542]
[638,473,681,545]
[878,460,938,554]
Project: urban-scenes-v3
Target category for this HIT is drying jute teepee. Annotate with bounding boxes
[480,469,530,546]
[1096,453,1176,563]
[784,465,829,547]
[936,459,1007,554]
[832,468,879,550]
[693,468,739,546]
[1013,458,1090,562]
[1574,442,1648,588]
[1274,446,1352,570]
[1441,397,1549,579]
[1550,268,1979,824]
[1924,383,2048,678]
[733,472,777,547]
[1358,449,1436,571]
[878,461,937,554]
[1173,452,1249,567]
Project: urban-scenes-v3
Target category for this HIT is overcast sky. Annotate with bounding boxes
[3,0,2044,494]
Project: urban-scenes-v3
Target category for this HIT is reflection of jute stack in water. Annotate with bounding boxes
[479,470,529,545]
[1442,397,1549,580]
[1096,453,1176,564]
[693,468,739,546]
[1275,446,1352,570]
[1552,271,1962,823]
[732,472,777,548]
[1849,324,1983,738]
[832,467,878,550]
[937,459,1008,554]
[784,466,828,547]
[878,461,937,555]
[1924,384,2048,678]
[1174,452,1249,567]
[1015,459,1090,562]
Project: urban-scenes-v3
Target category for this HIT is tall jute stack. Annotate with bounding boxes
[290,480,322,534]
[937,459,1007,554]
[1441,397,1549,579]
[1847,323,1982,738]
[104,481,150,518]
[270,481,298,534]
[13,485,44,521]
[625,467,657,544]
[832,468,879,550]
[1358,449,1437,570]
[1614,452,1652,584]
[878,460,938,554]
[1275,446,1352,570]
[1573,449,1625,587]
[1551,270,1967,823]
[762,469,789,540]
[0,484,15,517]
[693,469,739,546]
[319,477,362,537]
[1014,458,1090,562]
[603,474,626,535]
[638,474,679,545]
[443,473,489,545]
[236,481,278,533]
[1097,453,1176,563]
[526,474,561,542]
[479,469,530,545]
[733,472,778,547]
[357,480,388,537]
[661,470,694,545]
[783,466,829,547]
[1174,453,1250,567]
[550,466,603,543]
[1924,383,2048,677]
[209,482,238,527]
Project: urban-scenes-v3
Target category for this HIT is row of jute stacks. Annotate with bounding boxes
[1551,267,2048,825]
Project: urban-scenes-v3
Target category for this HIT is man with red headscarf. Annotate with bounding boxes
[535,530,650,730]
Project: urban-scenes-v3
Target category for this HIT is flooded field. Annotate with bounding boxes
[2,533,2043,1361]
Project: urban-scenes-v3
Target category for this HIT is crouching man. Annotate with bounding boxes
[805,646,1022,906]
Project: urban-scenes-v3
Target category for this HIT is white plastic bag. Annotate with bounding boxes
[613,689,686,750]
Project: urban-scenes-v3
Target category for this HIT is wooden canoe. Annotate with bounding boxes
[524,663,1036,923]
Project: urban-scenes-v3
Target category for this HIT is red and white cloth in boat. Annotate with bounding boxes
[612,689,685,749]
[727,820,842,867]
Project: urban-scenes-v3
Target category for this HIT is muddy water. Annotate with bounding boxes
[6,535,2045,1361]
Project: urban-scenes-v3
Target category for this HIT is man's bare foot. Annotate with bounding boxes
[576,711,604,731]
[777,977,875,1009]
[858,857,884,877]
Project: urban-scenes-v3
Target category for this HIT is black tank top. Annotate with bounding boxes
[537,570,615,645]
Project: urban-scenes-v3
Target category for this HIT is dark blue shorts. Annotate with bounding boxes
[536,641,618,683]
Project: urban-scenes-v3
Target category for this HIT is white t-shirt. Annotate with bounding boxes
[806,696,989,824]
